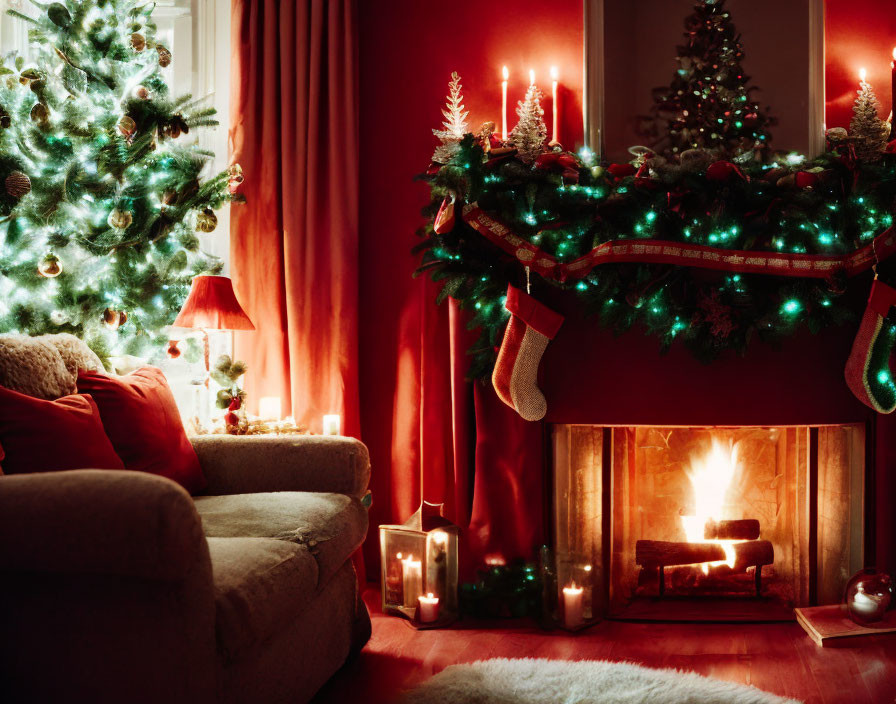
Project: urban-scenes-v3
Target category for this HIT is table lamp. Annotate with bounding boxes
[172,275,255,373]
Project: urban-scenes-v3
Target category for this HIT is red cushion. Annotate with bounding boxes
[77,367,206,494]
[0,386,124,475]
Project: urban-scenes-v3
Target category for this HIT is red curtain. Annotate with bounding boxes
[229,0,359,437]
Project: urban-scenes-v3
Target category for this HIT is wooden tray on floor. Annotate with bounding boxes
[795,604,896,647]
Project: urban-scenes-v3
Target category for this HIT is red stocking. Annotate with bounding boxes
[492,285,564,421]
[845,279,896,413]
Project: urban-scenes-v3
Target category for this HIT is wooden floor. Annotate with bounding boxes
[312,588,896,704]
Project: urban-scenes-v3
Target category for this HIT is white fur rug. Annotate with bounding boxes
[401,658,801,704]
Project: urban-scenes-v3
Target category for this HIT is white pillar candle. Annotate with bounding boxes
[501,66,509,141]
[402,555,423,608]
[258,396,282,420]
[418,593,440,623]
[529,69,535,86]
[550,66,559,144]
[562,583,584,629]
[322,414,341,435]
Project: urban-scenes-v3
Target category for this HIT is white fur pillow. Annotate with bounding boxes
[0,333,105,400]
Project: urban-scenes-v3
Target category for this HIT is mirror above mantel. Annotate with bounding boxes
[583,0,826,162]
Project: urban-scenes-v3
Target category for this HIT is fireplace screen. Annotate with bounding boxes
[552,425,865,621]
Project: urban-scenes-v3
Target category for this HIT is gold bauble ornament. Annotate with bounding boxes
[5,170,32,198]
[107,208,133,231]
[117,115,137,137]
[130,33,146,51]
[30,103,49,125]
[103,308,128,330]
[37,253,62,278]
[157,45,172,68]
[196,208,218,233]
[134,85,150,100]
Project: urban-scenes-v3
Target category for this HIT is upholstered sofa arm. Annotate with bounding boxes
[191,435,371,499]
[0,469,209,580]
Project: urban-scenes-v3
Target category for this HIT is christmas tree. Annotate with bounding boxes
[509,83,547,164]
[849,75,889,163]
[0,0,240,359]
[432,72,468,164]
[639,0,776,158]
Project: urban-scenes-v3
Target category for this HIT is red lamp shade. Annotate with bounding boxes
[172,275,255,331]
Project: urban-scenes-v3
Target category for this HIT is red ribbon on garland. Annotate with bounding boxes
[460,203,896,283]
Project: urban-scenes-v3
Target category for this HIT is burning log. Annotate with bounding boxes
[704,519,760,541]
[635,538,774,597]
[635,540,725,568]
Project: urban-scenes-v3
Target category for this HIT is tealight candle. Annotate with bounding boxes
[322,414,341,435]
[402,555,423,608]
[562,582,584,629]
[418,593,440,623]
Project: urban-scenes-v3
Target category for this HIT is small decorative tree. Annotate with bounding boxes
[432,72,468,164]
[849,74,890,163]
[639,0,776,158]
[0,0,241,360]
[509,83,547,165]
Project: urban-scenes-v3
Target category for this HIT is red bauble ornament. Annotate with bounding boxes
[706,160,743,182]
[794,171,819,189]
[607,163,636,178]
[166,340,181,359]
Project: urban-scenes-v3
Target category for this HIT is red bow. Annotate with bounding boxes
[607,163,637,179]
[534,152,580,182]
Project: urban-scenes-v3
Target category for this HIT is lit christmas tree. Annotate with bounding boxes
[509,83,547,164]
[639,0,776,158]
[0,1,240,359]
[432,72,468,164]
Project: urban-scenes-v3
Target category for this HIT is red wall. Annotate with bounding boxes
[825,0,896,129]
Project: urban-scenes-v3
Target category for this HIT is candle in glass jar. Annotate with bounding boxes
[550,66,559,144]
[562,582,584,629]
[501,65,509,141]
[322,414,341,435]
[418,593,440,623]
[402,555,423,608]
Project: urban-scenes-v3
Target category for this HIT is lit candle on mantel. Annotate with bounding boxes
[402,555,423,608]
[501,65,509,141]
[322,413,341,435]
[418,592,440,623]
[562,582,584,629]
[550,66,559,144]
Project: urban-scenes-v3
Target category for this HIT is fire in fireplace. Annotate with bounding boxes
[552,424,866,622]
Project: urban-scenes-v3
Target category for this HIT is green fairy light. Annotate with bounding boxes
[878,370,891,385]
[782,299,801,315]
[576,281,588,291]
[645,211,657,223]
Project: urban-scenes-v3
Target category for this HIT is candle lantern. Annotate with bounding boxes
[539,546,602,632]
[379,501,459,627]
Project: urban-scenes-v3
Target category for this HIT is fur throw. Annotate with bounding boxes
[0,333,104,400]
[401,658,801,704]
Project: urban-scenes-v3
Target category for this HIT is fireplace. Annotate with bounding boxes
[551,424,867,622]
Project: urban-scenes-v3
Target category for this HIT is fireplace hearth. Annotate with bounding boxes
[551,424,867,622]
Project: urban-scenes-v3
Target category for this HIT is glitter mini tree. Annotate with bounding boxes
[850,72,890,163]
[432,72,469,164]
[509,83,547,165]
